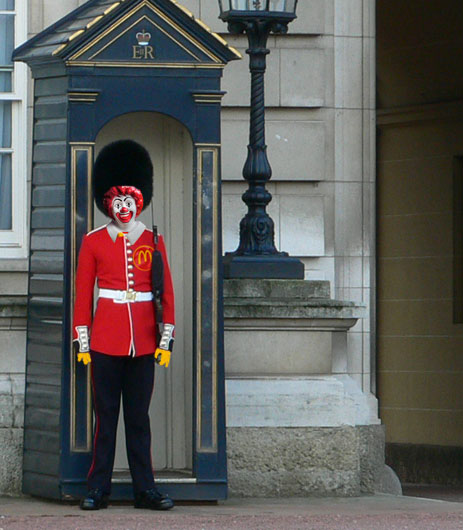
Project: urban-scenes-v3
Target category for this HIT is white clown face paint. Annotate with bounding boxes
[112,195,138,231]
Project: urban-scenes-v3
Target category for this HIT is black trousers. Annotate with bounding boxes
[88,351,156,495]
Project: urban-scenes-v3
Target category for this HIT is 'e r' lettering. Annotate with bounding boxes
[132,45,155,60]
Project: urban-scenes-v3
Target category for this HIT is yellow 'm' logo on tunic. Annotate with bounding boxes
[133,245,154,272]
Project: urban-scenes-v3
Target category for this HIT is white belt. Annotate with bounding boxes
[98,288,153,303]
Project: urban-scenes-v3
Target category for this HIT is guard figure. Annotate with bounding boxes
[73,140,175,510]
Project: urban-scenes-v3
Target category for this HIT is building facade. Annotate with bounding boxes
[0,0,383,496]
[377,0,463,485]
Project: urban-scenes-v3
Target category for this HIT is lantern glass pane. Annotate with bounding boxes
[271,0,296,12]
[224,0,296,13]
[287,0,297,13]
[248,0,266,11]
[230,0,247,9]
[269,0,285,11]
[219,0,232,13]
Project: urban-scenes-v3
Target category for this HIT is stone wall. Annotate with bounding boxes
[227,425,386,497]
[0,297,27,495]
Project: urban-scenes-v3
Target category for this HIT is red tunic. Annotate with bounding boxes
[73,222,175,357]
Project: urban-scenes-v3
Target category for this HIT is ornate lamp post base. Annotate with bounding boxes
[223,254,304,279]
[219,4,303,280]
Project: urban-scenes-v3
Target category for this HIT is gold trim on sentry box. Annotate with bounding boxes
[52,1,123,56]
[87,14,201,63]
[68,92,99,103]
[212,147,218,454]
[195,147,202,454]
[66,61,224,69]
[192,94,225,104]
[111,477,198,484]
[195,146,219,453]
[68,0,222,64]
[53,0,240,60]
[70,144,94,453]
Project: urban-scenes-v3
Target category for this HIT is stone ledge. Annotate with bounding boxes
[0,297,28,318]
[0,259,28,272]
[223,279,365,321]
[224,317,359,331]
[226,377,380,428]
[224,279,331,300]
[224,299,365,320]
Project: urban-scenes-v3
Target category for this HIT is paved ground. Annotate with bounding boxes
[2,494,463,529]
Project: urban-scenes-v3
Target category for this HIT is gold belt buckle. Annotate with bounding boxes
[125,290,137,302]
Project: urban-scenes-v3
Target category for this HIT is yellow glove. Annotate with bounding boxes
[155,348,171,368]
[74,327,91,365]
[77,352,91,365]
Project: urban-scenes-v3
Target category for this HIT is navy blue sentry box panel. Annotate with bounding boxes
[13,0,239,501]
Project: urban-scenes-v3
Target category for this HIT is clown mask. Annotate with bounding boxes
[103,185,144,232]
[111,195,137,231]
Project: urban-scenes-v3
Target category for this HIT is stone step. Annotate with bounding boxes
[224,279,331,300]
[224,298,365,320]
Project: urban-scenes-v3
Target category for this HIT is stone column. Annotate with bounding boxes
[224,279,397,496]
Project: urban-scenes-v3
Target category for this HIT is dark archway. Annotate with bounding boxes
[377,0,463,486]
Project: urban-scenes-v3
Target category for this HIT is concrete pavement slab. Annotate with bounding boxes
[2,494,463,529]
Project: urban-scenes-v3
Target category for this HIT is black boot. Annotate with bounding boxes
[80,488,109,510]
[134,488,174,510]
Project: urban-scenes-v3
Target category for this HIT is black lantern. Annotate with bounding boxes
[219,0,297,17]
[219,0,303,279]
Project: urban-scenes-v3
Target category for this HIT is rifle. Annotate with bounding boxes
[151,199,164,359]
[151,225,164,306]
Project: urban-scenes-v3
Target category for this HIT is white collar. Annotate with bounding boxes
[106,220,146,244]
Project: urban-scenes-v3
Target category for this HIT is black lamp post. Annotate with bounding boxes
[219,0,304,279]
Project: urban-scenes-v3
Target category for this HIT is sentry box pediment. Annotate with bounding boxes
[14,0,239,503]
[13,0,240,68]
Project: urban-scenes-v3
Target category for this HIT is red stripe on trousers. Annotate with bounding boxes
[87,360,100,482]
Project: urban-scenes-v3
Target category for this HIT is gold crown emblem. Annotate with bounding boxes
[136,30,151,46]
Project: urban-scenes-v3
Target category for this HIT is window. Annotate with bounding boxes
[0,0,27,258]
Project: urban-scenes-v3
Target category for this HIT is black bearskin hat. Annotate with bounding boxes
[93,139,153,214]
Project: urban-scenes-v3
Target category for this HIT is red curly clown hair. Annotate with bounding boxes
[102,185,144,219]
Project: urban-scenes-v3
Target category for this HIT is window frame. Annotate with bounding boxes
[0,0,28,258]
